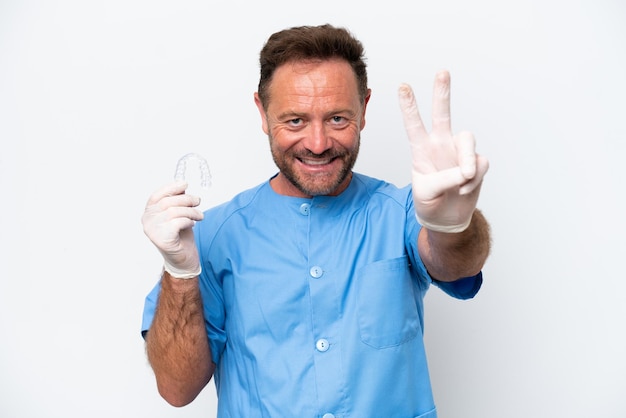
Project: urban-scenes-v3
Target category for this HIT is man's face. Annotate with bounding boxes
[255,59,370,197]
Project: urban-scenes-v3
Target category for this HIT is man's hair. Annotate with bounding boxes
[257,24,368,109]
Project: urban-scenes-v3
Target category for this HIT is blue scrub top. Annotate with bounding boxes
[142,173,482,418]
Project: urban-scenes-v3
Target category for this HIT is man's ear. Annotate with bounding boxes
[360,88,372,131]
[254,92,269,135]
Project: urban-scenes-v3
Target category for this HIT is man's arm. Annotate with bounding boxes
[145,273,214,407]
[418,209,491,282]
[141,182,214,406]
[398,71,491,281]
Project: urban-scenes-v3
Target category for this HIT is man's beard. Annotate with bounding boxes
[269,135,360,196]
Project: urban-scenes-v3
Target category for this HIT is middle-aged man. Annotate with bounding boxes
[141,24,491,418]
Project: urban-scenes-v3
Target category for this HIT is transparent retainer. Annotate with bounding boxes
[174,153,212,189]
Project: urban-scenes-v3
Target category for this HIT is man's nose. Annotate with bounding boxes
[303,122,332,155]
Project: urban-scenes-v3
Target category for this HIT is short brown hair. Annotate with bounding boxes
[257,24,368,109]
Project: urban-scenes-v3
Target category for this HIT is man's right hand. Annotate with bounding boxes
[142,181,204,279]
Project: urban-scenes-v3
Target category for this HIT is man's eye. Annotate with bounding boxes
[288,118,303,126]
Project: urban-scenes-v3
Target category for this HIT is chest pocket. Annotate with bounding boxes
[356,256,421,349]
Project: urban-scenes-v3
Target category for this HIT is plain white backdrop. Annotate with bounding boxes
[1,0,625,417]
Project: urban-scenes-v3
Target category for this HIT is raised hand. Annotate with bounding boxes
[398,70,489,233]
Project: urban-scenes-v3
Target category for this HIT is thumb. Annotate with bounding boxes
[414,167,467,201]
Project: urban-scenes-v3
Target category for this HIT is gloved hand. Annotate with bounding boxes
[142,181,204,279]
[398,70,489,233]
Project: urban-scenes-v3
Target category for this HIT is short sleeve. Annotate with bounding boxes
[432,273,483,300]
[141,278,161,339]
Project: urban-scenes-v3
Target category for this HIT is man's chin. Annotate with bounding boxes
[295,172,351,197]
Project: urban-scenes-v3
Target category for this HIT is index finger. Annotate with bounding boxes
[398,83,428,144]
[146,180,188,206]
[431,70,452,136]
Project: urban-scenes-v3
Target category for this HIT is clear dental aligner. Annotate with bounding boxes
[174,153,212,189]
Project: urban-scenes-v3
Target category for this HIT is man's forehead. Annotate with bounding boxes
[270,60,357,91]
[274,58,351,76]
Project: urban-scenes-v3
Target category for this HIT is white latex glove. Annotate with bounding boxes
[398,70,489,233]
[142,181,204,279]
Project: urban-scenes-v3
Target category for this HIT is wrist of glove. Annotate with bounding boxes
[416,213,472,234]
[163,259,201,280]
[158,227,202,280]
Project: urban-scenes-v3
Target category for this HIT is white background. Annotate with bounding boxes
[1,1,625,417]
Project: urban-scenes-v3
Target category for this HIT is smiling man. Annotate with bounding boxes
[141,24,491,418]
[256,58,367,198]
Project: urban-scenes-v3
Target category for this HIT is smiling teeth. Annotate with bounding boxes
[302,158,331,165]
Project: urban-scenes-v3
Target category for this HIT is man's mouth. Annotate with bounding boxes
[299,157,334,166]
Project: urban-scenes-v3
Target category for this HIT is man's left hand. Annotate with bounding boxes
[398,70,489,233]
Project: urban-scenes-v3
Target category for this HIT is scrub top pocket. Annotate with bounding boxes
[356,255,421,349]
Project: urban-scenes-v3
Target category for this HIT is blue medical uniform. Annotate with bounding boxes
[142,172,482,418]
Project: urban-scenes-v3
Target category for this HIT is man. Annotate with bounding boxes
[141,24,490,417]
